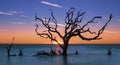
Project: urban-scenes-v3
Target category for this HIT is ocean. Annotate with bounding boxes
[0,44,120,65]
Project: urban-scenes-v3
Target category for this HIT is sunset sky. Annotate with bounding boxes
[0,0,120,44]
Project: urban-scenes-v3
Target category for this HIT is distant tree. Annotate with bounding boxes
[35,8,112,55]
[18,48,23,56]
[7,36,15,56]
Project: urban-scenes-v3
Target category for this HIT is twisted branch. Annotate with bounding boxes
[35,8,112,54]
[35,11,63,48]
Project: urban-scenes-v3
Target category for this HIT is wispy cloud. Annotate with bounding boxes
[10,22,25,25]
[0,11,17,15]
[34,18,65,26]
[33,21,40,24]
[57,23,65,27]
[41,18,65,26]
[20,15,28,18]
[49,22,65,27]
[33,21,65,27]
[104,30,120,34]
[41,1,62,8]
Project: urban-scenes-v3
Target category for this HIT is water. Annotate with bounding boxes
[0,44,120,65]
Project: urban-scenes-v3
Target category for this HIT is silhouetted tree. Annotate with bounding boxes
[18,48,23,56]
[7,36,15,56]
[107,48,112,55]
[35,8,112,55]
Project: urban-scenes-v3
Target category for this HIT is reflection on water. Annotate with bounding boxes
[1,44,120,65]
[62,56,68,65]
[47,55,68,65]
[5,55,69,65]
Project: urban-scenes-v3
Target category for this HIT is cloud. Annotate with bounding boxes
[33,21,40,24]
[104,30,120,34]
[0,11,17,15]
[41,18,65,26]
[41,1,62,8]
[10,22,25,25]
[57,23,65,27]
[20,15,28,18]
[34,18,65,26]
[33,21,65,27]
[49,22,65,27]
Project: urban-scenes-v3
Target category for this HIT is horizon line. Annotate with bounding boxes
[0,43,120,44]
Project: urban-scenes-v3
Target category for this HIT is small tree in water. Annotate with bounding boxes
[7,36,15,56]
[35,8,112,55]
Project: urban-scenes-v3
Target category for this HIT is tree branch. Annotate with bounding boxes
[35,8,112,55]
[35,12,64,48]
[64,8,85,38]
[77,14,112,41]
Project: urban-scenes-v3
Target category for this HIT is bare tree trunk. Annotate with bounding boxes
[7,44,13,56]
[63,48,68,55]
[62,40,69,55]
[7,48,10,56]
[7,36,15,56]
[35,8,112,56]
[18,48,23,56]
[62,55,68,65]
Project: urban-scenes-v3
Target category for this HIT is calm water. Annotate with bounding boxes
[0,44,120,65]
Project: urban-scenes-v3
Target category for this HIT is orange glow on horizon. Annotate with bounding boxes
[0,26,120,44]
[52,40,63,45]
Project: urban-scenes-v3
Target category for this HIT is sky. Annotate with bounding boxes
[0,0,120,44]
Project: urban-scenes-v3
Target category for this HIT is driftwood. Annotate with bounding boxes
[34,47,59,56]
[34,51,51,56]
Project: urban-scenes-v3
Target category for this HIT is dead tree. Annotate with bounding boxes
[7,36,15,56]
[35,8,112,55]
[18,48,23,56]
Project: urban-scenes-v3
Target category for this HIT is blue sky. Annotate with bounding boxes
[0,0,120,25]
[0,0,120,44]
